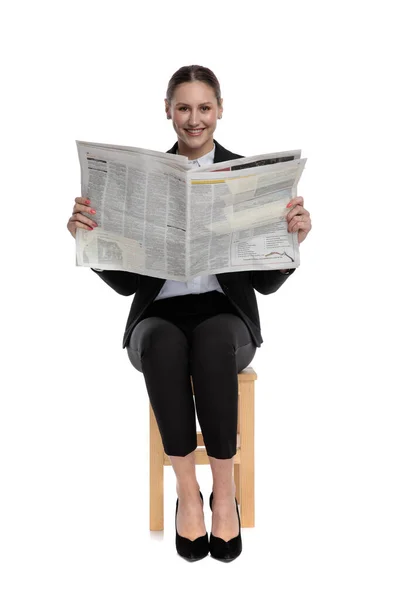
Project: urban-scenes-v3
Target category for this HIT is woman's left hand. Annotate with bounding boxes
[286,196,312,244]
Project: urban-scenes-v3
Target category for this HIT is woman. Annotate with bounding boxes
[67,65,312,562]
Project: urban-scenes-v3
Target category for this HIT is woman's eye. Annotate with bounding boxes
[178,106,210,111]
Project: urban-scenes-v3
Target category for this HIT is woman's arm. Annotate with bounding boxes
[91,268,140,296]
[251,268,296,295]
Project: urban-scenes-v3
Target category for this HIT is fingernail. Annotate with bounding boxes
[90,209,96,214]
[287,202,292,207]
[85,199,91,204]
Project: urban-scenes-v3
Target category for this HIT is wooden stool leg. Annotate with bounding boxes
[149,404,164,530]
[240,381,255,527]
[234,463,241,506]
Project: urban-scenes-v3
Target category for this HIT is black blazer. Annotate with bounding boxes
[91,139,296,349]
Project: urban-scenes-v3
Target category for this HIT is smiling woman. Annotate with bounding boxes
[164,65,223,160]
[67,64,310,564]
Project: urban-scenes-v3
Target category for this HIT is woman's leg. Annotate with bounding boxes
[127,317,197,457]
[167,452,207,541]
[190,313,256,541]
[190,313,256,460]
[127,317,206,540]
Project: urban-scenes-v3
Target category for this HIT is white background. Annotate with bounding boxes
[1,0,399,598]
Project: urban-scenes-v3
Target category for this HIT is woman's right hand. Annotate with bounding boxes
[67,197,98,239]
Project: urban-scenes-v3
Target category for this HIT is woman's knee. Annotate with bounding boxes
[191,314,256,372]
[192,314,247,353]
[128,317,188,358]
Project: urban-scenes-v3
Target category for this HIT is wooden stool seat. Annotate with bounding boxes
[149,366,257,531]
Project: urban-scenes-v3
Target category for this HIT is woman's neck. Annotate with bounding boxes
[177,138,214,160]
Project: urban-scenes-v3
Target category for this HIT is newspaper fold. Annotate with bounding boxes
[75,140,306,280]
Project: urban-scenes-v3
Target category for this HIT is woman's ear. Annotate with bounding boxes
[218,98,224,119]
[165,99,171,120]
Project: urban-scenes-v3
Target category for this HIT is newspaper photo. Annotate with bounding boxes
[75,140,307,281]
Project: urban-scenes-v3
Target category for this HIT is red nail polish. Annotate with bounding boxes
[287,202,292,207]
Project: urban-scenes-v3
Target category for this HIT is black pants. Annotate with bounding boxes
[126,291,257,459]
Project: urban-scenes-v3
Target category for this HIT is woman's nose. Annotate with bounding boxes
[188,110,200,125]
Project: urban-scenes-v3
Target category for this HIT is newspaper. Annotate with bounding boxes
[75,140,307,280]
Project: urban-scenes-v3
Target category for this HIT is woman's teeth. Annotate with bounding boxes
[186,129,204,135]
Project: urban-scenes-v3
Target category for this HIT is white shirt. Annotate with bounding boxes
[155,144,225,301]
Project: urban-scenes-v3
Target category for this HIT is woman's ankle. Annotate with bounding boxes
[176,481,201,499]
[212,481,236,501]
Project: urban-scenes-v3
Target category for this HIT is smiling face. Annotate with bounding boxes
[165,81,223,159]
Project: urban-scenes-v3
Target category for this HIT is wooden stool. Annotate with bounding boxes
[149,366,257,530]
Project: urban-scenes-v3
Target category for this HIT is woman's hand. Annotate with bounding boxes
[286,196,312,244]
[67,197,98,239]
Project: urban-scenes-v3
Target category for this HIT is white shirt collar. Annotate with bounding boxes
[186,144,215,167]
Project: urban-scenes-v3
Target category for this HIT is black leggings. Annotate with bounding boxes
[126,292,257,459]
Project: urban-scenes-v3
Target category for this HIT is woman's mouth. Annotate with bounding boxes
[185,128,205,136]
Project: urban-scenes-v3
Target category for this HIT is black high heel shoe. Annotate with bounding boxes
[209,491,242,562]
[175,490,209,561]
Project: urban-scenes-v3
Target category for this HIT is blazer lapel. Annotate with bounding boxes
[166,138,241,164]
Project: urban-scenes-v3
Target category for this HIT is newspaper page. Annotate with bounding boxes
[75,141,306,280]
[187,157,306,277]
[75,140,191,280]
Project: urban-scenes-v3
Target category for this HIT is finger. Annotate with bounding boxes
[72,197,92,214]
[75,221,96,232]
[287,196,304,208]
[286,197,304,219]
[287,215,303,229]
[75,196,91,206]
[290,220,311,233]
[72,205,96,218]
[290,222,302,232]
[67,219,92,239]
[287,204,308,220]
[73,203,96,219]
[70,212,97,229]
[288,216,306,232]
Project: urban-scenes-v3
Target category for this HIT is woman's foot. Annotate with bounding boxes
[176,484,207,541]
[210,486,239,541]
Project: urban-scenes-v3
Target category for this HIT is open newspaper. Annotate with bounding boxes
[75,140,307,280]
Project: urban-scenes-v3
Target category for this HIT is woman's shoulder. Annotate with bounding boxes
[213,139,244,162]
